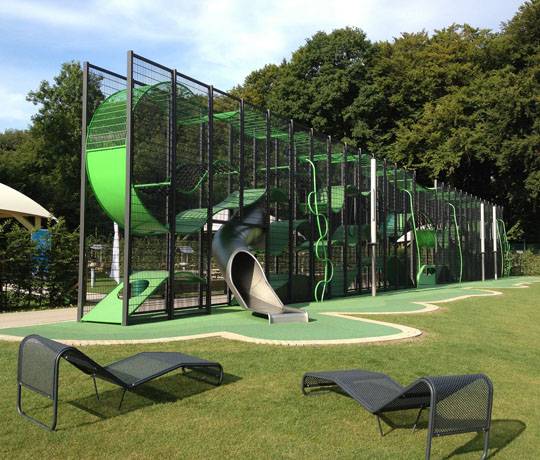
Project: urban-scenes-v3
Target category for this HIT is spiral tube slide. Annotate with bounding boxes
[212,206,308,324]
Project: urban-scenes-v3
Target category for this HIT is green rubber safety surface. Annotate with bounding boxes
[2,277,537,343]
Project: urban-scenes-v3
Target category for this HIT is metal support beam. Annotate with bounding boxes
[205,85,214,313]
[122,51,135,327]
[166,69,177,320]
[287,120,294,303]
[77,62,89,322]
[492,205,498,280]
[264,110,271,278]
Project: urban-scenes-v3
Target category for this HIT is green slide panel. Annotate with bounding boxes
[82,271,170,324]
[85,85,171,236]
[86,146,166,235]
[175,188,266,234]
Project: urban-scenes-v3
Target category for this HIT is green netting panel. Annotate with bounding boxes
[331,225,364,246]
[268,220,310,256]
[317,186,345,213]
[416,229,437,248]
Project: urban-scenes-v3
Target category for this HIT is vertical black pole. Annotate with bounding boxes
[166,69,177,320]
[205,85,214,314]
[227,125,233,196]
[326,136,333,298]
[481,201,485,281]
[264,110,271,278]
[357,149,363,294]
[198,122,205,308]
[492,204,498,280]
[412,171,417,286]
[274,137,279,275]
[239,100,245,218]
[403,169,409,286]
[77,62,89,322]
[393,163,398,289]
[122,51,134,326]
[252,137,257,187]
[342,145,348,296]
[226,123,233,306]
[308,130,315,299]
[287,120,294,303]
[382,159,388,290]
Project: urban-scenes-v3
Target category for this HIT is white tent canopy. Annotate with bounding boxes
[0,182,54,231]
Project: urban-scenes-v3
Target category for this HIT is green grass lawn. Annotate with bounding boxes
[1,282,539,459]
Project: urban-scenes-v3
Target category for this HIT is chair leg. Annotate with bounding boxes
[413,406,424,432]
[92,375,99,400]
[425,430,432,460]
[481,429,490,460]
[17,383,58,431]
[118,389,127,410]
[376,415,385,437]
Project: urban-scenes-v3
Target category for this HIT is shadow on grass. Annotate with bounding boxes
[376,413,525,459]
[304,391,525,459]
[443,419,526,459]
[64,371,240,429]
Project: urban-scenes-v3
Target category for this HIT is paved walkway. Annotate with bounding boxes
[0,307,76,328]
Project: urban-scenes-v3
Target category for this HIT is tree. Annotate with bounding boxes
[231,63,282,108]
[346,25,496,161]
[235,27,373,140]
[25,62,84,227]
[0,62,103,230]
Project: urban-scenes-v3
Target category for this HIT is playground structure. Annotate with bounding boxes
[77,52,509,326]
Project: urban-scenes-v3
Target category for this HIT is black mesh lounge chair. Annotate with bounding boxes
[17,334,223,431]
[302,370,493,460]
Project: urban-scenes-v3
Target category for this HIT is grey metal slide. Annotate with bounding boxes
[212,206,308,324]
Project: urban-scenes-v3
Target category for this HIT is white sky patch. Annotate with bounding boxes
[0,85,36,130]
[0,0,525,130]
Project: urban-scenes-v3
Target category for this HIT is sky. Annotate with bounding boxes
[0,0,525,131]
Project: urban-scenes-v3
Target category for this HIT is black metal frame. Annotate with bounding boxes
[17,335,223,431]
[301,369,493,460]
[77,50,506,326]
[17,352,63,431]
[76,62,89,322]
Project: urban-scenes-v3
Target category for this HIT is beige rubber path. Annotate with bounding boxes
[0,307,75,328]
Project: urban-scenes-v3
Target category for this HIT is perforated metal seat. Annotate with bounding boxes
[17,334,223,430]
[302,369,493,460]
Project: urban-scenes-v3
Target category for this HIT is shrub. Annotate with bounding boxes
[0,219,79,311]
[509,250,540,276]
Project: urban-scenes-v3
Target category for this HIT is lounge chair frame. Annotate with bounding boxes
[17,334,223,431]
[302,369,493,460]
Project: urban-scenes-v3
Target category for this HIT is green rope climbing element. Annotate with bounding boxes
[497,219,511,277]
[448,203,463,283]
[402,189,421,285]
[305,159,333,302]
